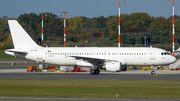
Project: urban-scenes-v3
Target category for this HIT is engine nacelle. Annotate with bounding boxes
[104,61,121,72]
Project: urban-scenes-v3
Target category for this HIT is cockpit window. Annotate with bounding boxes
[161,52,170,55]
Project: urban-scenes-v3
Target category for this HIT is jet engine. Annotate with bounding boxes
[104,61,121,72]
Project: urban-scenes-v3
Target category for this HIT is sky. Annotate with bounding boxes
[0,0,180,19]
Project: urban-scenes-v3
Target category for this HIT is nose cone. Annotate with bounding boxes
[171,56,177,63]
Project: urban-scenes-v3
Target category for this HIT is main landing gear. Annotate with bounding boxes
[90,68,100,75]
[151,66,156,75]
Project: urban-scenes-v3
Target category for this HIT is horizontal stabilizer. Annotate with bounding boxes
[5,49,28,54]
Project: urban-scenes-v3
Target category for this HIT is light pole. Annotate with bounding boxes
[41,13,43,47]
[172,0,175,57]
[61,12,69,47]
[118,0,125,48]
[169,0,175,56]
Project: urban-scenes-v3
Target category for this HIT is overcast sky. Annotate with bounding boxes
[0,0,180,18]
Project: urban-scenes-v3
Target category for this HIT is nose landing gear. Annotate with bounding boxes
[151,70,155,75]
[151,66,156,75]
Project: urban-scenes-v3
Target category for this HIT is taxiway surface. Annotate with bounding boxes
[1,66,180,101]
[0,68,180,80]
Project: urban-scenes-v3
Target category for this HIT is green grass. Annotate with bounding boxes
[0,79,180,98]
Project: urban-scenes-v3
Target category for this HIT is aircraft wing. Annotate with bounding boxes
[69,55,127,66]
[70,55,107,65]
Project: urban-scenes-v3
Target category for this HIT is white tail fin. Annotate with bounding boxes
[8,20,40,49]
[176,47,180,51]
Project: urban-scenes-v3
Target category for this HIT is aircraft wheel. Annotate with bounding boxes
[90,70,95,75]
[94,69,100,74]
[151,70,155,75]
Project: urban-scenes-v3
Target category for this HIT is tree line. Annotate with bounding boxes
[0,12,180,51]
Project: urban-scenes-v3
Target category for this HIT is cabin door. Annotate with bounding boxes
[37,49,42,60]
[150,49,155,60]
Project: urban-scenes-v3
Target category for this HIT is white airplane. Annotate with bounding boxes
[5,20,176,75]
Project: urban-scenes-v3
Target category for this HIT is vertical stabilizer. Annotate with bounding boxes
[8,20,40,49]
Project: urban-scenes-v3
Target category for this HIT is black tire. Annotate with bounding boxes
[94,69,100,74]
[90,70,95,75]
[151,70,155,75]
